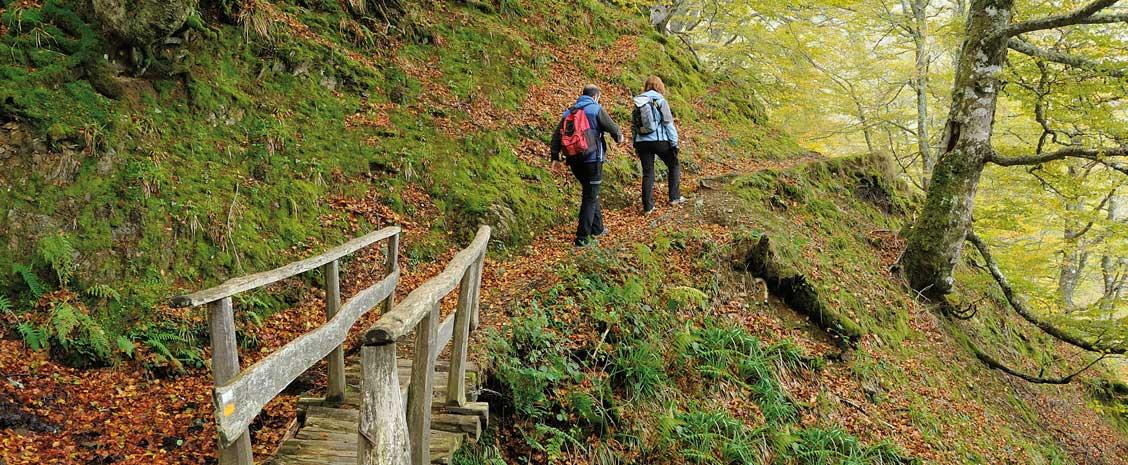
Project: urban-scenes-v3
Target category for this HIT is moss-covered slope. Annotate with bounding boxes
[474,154,1128,464]
[0,0,797,365]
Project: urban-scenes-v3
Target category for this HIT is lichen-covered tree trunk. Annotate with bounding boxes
[901,0,1013,296]
[906,0,933,182]
[1059,161,1089,311]
[1100,193,1126,311]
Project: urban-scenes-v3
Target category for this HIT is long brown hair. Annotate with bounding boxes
[643,75,666,95]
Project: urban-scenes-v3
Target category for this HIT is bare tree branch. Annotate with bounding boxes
[989,146,1128,174]
[966,230,1128,355]
[997,0,1127,38]
[968,343,1107,384]
[1008,38,1127,78]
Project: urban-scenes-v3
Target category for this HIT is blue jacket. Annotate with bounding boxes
[632,90,679,147]
[550,95,624,164]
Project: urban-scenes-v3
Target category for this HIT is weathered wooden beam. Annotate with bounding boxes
[358,343,410,465]
[173,226,400,308]
[384,233,400,315]
[365,226,490,344]
[434,313,456,355]
[469,253,484,330]
[439,402,489,428]
[324,260,346,403]
[209,297,253,465]
[214,269,399,443]
[446,269,475,406]
[407,303,439,465]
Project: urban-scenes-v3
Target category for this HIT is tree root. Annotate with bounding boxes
[738,235,864,347]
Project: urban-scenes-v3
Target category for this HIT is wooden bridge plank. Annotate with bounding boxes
[278,356,486,465]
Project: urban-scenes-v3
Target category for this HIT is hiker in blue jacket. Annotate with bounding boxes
[550,84,624,247]
[632,76,684,214]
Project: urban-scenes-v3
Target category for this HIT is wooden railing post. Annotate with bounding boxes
[406,302,438,465]
[209,297,253,465]
[446,261,478,406]
[469,252,485,330]
[323,260,346,403]
[384,233,400,314]
[358,342,410,465]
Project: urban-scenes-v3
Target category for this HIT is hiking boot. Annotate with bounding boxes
[575,237,599,248]
[643,207,656,215]
[670,196,688,206]
[593,227,608,237]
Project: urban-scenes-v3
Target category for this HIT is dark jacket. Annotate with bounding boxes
[550,95,623,164]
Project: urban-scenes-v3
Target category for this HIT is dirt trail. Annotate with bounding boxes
[471,155,809,339]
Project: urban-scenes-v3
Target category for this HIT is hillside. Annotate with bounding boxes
[468,153,1128,465]
[0,0,791,367]
[1,1,1126,465]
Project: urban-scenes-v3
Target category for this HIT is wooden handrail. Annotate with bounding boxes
[173,227,401,465]
[359,225,490,465]
[213,268,399,443]
[172,226,401,308]
[364,225,491,344]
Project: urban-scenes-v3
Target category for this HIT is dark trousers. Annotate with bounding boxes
[636,141,680,211]
[569,161,604,245]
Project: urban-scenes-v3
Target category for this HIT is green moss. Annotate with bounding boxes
[0,0,791,368]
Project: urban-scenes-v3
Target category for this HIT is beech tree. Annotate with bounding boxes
[900,0,1128,297]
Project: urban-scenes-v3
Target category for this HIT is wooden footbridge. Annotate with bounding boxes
[172,225,492,465]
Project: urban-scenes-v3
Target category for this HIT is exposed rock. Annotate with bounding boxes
[485,203,517,243]
[5,210,60,251]
[91,0,199,47]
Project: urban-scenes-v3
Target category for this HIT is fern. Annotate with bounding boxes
[144,334,185,371]
[116,336,135,358]
[17,322,48,351]
[84,323,111,360]
[11,263,48,298]
[50,303,81,345]
[84,284,121,302]
[0,295,12,315]
[38,233,77,285]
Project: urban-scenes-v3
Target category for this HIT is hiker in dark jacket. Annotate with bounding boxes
[550,84,623,247]
[632,75,684,214]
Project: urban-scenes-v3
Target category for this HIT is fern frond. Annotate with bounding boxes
[0,295,12,314]
[17,322,48,351]
[84,284,121,302]
[38,233,77,285]
[116,336,135,358]
[11,264,48,298]
[49,303,81,345]
[85,323,111,360]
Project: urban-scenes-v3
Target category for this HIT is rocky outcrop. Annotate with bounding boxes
[91,0,198,46]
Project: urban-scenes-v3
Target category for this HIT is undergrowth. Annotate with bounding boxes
[483,230,917,465]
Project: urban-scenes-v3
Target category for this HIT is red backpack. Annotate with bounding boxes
[561,105,599,160]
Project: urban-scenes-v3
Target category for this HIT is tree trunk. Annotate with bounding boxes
[901,0,1013,297]
[1058,162,1088,311]
[1100,193,1126,311]
[1058,246,1087,310]
[908,0,933,184]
